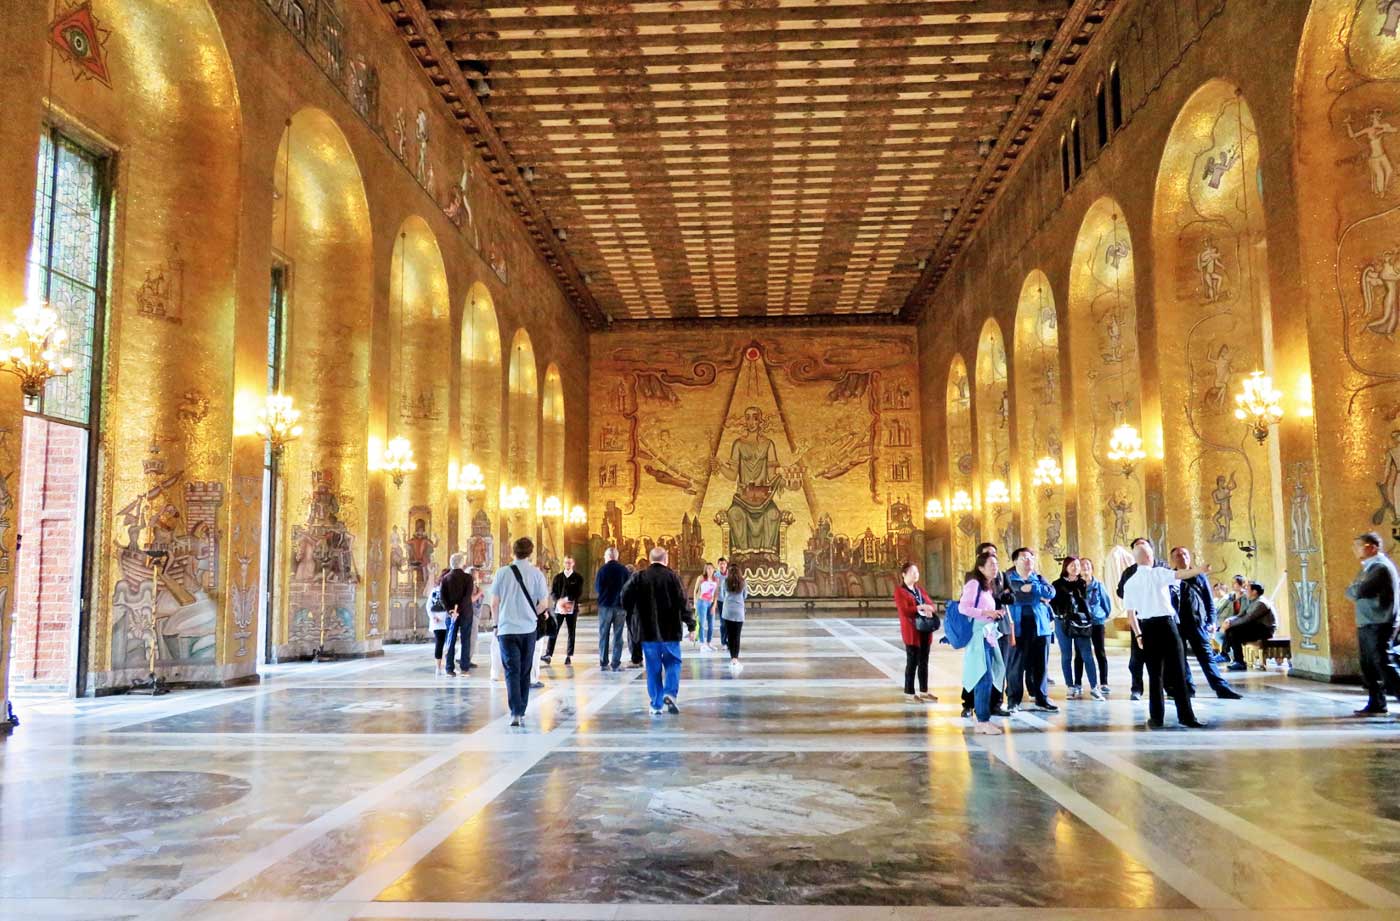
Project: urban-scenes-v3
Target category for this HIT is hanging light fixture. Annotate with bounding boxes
[950,489,974,514]
[452,462,486,494]
[985,479,1011,507]
[501,484,530,511]
[567,504,587,525]
[0,301,75,399]
[1107,423,1146,477]
[538,494,562,518]
[379,436,417,488]
[924,498,946,521]
[1233,370,1284,444]
[256,393,303,458]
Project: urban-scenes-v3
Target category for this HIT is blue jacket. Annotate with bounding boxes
[594,560,630,608]
[1085,579,1112,625]
[1005,570,1056,636]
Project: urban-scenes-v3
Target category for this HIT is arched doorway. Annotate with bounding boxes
[386,217,450,639]
[975,319,1016,551]
[540,364,566,575]
[1068,197,1148,574]
[504,328,539,565]
[1014,270,1068,559]
[945,356,976,580]
[458,282,502,576]
[265,108,372,662]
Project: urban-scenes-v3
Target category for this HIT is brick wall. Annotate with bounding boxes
[11,416,86,685]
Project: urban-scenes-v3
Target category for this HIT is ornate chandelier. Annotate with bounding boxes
[924,498,946,521]
[1233,371,1284,444]
[950,489,974,514]
[538,494,562,518]
[256,393,303,458]
[0,300,75,399]
[1106,423,1146,477]
[567,504,587,525]
[379,436,417,488]
[501,485,531,511]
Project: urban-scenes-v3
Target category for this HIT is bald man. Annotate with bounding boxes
[594,546,630,672]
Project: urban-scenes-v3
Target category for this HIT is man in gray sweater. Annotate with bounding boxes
[1346,531,1400,716]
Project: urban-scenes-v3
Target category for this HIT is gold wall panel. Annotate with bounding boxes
[458,283,502,575]
[1014,271,1069,559]
[504,327,539,568]
[589,329,923,597]
[1152,81,1289,608]
[1068,197,1150,578]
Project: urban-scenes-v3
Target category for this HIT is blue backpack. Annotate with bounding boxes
[943,597,975,650]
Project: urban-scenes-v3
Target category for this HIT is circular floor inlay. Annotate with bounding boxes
[647,773,895,837]
[0,770,251,839]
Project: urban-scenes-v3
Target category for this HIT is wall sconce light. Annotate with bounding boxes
[256,393,303,459]
[501,485,531,511]
[538,494,562,518]
[567,504,587,525]
[950,489,974,514]
[985,479,1011,507]
[925,498,946,520]
[378,437,417,489]
[1233,371,1284,444]
[1107,423,1146,477]
[452,462,486,494]
[0,300,75,399]
[1295,372,1314,419]
[1030,456,1063,495]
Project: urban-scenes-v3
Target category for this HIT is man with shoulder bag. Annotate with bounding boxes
[488,537,551,727]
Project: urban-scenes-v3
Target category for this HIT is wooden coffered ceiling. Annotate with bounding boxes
[383,0,1112,326]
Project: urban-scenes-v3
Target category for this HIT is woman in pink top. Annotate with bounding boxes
[961,550,1008,735]
[691,563,719,651]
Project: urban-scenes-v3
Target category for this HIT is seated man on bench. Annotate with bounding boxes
[1220,581,1276,672]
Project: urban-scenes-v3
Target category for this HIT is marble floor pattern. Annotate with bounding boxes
[3,617,1400,920]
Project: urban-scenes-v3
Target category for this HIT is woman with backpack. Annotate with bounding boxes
[959,550,1007,734]
[719,563,748,674]
[894,561,938,703]
[1051,556,1103,700]
[428,568,451,675]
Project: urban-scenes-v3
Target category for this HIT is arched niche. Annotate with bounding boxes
[52,0,244,682]
[1068,197,1148,569]
[458,281,502,572]
[540,363,566,572]
[974,319,1016,549]
[1014,270,1068,558]
[387,216,450,634]
[1291,1,1398,664]
[1154,81,1286,592]
[272,107,372,656]
[945,355,976,578]
[505,328,539,559]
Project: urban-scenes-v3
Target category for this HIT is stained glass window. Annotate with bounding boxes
[26,129,107,425]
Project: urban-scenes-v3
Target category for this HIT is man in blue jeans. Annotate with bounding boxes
[489,536,550,728]
[621,547,693,715]
[594,546,630,671]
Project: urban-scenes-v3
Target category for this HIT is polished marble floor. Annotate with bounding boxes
[3,616,1400,920]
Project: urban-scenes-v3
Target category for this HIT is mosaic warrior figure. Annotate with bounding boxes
[1201,146,1239,190]
[1211,473,1237,543]
[1198,236,1225,302]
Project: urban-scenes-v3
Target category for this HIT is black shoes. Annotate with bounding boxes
[1355,706,1390,717]
[1032,699,1059,713]
[663,694,680,714]
[1181,719,1209,729]
[564,657,572,666]
[961,707,972,719]
[540,655,552,665]
[1215,687,1242,700]
[991,706,1012,717]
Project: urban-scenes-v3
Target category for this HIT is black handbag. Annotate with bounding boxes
[907,586,941,633]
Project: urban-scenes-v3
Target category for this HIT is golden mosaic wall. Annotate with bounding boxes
[1013,271,1068,560]
[588,328,924,598]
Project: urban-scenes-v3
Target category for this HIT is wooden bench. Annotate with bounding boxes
[1243,636,1292,671]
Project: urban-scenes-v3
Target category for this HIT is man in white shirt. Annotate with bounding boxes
[1122,538,1209,729]
[489,536,550,727]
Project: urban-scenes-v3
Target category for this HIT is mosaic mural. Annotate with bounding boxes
[589,331,924,597]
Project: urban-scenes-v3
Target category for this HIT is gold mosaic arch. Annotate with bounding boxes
[1067,196,1148,579]
[1151,79,1286,598]
[945,354,975,580]
[386,216,452,636]
[540,362,566,570]
[1013,269,1067,561]
[270,107,373,658]
[459,281,502,570]
[974,317,1015,550]
[505,326,540,561]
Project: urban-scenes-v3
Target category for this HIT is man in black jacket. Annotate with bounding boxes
[440,553,478,675]
[621,548,695,715]
[1171,546,1241,699]
[543,557,584,665]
